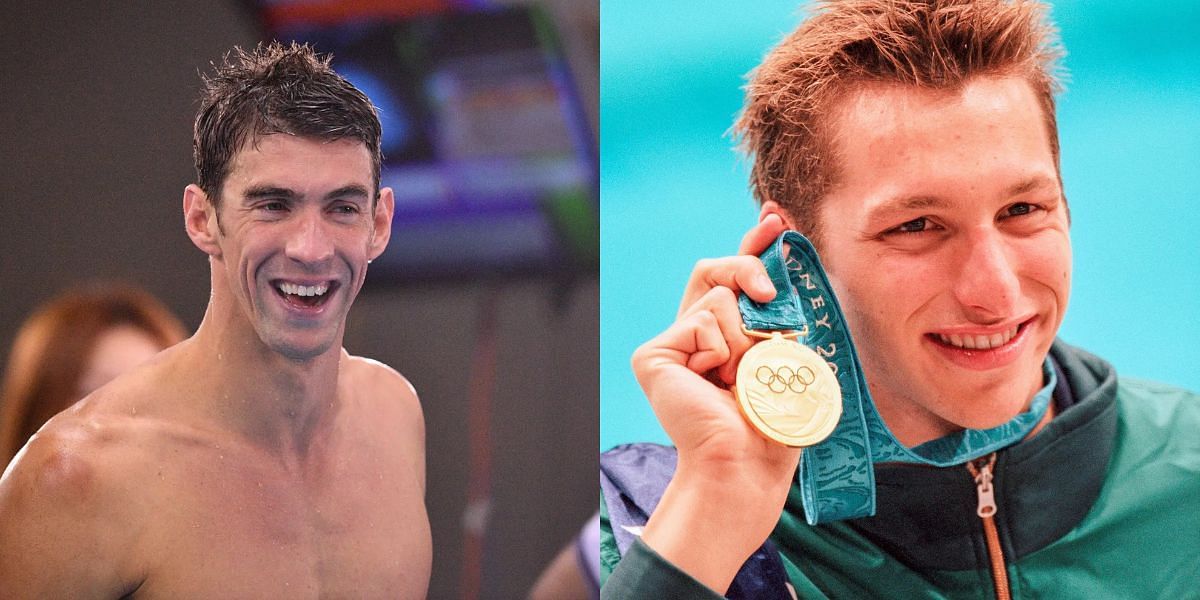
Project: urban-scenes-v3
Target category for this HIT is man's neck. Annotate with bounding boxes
[178,300,344,461]
[875,375,1055,448]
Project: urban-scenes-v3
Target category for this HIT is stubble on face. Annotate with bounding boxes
[212,135,379,364]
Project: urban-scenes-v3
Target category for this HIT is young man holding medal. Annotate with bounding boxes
[600,0,1200,597]
[0,43,430,597]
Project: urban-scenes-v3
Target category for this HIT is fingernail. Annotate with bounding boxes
[756,273,774,293]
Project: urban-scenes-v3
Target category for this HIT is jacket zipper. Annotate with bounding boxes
[967,453,1010,600]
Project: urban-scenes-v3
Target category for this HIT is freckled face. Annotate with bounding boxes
[213,135,388,362]
[815,76,1071,446]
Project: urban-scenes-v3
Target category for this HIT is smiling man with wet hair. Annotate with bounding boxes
[0,43,430,598]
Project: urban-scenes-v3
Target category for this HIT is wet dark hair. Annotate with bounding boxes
[192,41,382,209]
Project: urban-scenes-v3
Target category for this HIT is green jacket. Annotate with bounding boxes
[600,342,1200,598]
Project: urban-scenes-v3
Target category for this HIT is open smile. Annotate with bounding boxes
[925,317,1036,370]
[271,279,340,312]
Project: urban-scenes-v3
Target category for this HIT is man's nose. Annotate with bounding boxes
[285,211,335,265]
[952,231,1021,321]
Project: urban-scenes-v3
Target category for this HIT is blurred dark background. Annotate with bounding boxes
[0,1,598,598]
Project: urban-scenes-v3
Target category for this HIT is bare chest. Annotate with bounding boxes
[128,446,430,599]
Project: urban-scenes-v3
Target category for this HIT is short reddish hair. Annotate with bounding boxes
[735,0,1064,246]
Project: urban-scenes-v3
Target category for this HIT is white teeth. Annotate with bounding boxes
[277,282,329,297]
[936,326,1019,350]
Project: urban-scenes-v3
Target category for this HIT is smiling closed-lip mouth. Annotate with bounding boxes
[271,278,339,313]
[925,316,1036,371]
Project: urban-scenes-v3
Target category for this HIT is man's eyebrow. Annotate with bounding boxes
[242,186,297,201]
[1007,175,1058,196]
[325,185,372,201]
[866,195,949,221]
[240,185,372,202]
[866,175,1059,221]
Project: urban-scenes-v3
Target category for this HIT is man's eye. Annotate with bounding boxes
[332,204,360,215]
[1004,202,1038,217]
[261,201,287,212]
[892,217,928,234]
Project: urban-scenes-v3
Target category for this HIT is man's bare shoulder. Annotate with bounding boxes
[341,351,422,417]
[339,352,425,482]
[0,407,151,597]
[2,412,123,504]
[0,351,224,540]
[0,365,207,515]
[1,370,169,498]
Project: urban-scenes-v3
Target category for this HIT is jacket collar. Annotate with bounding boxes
[845,340,1119,571]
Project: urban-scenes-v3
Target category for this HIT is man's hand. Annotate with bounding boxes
[672,214,789,384]
[629,215,801,594]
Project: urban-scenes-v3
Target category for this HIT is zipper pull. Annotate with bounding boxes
[969,454,998,518]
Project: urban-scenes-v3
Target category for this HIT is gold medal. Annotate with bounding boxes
[734,330,842,447]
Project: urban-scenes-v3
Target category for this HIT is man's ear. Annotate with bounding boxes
[759,200,798,230]
[368,187,395,261]
[183,184,222,257]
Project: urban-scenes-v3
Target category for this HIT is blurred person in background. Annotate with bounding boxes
[529,509,601,600]
[0,284,186,467]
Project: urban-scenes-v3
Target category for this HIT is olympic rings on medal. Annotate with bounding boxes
[754,364,817,394]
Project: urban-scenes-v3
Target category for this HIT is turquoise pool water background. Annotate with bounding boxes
[600,1,1200,450]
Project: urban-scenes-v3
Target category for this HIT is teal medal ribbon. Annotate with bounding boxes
[737,231,1055,524]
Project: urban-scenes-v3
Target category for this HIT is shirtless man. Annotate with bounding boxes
[0,43,430,598]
